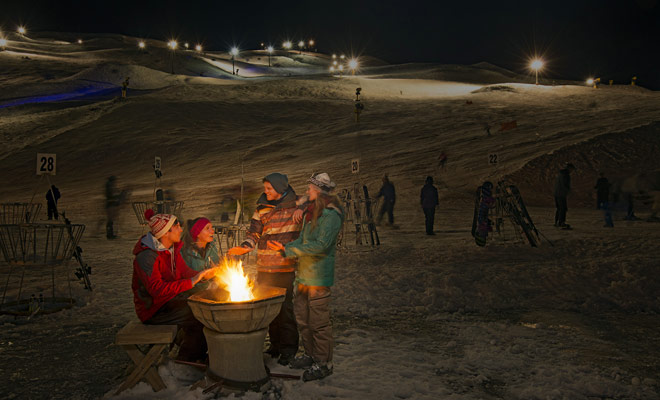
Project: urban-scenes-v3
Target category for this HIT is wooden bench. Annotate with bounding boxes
[115,321,178,394]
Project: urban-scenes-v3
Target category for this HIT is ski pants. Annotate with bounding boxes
[378,200,395,225]
[554,196,568,226]
[294,284,333,364]
[145,293,207,362]
[257,271,299,357]
[423,207,436,234]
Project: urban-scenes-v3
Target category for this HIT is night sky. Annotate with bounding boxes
[2,0,659,89]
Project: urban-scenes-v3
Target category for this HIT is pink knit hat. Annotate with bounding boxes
[189,217,211,241]
[144,209,177,239]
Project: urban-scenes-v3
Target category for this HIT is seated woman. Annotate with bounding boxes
[181,217,221,273]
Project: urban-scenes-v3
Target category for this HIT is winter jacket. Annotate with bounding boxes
[181,242,220,272]
[241,187,306,272]
[285,206,343,287]
[420,183,439,209]
[553,169,571,198]
[46,186,60,205]
[132,233,197,322]
[377,181,396,203]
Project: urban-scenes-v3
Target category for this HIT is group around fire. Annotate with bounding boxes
[131,172,343,382]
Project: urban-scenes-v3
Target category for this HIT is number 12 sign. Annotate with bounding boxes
[37,153,57,175]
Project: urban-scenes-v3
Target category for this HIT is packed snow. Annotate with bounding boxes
[1,32,659,399]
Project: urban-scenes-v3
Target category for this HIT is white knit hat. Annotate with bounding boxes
[144,209,177,239]
[308,172,336,194]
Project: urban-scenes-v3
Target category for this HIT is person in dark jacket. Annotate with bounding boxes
[45,185,61,220]
[132,209,219,362]
[594,173,610,210]
[420,176,439,235]
[376,175,396,225]
[554,163,575,228]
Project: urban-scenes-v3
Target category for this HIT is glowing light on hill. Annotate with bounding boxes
[184,42,189,49]
[298,40,304,48]
[168,40,178,50]
[329,66,335,72]
[338,65,344,71]
[340,54,345,59]
[195,44,202,52]
[77,39,83,44]
[17,26,26,35]
[283,41,292,49]
[332,54,337,59]
[530,59,544,71]
[267,45,274,53]
[586,78,594,86]
[348,58,358,70]
[308,39,314,46]
[138,41,145,49]
[332,60,337,66]
[0,38,7,48]
[230,47,239,57]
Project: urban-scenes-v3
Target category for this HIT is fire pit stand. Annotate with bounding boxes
[188,286,286,391]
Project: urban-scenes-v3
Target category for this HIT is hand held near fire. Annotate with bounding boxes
[227,246,251,256]
[193,267,220,286]
[267,240,285,252]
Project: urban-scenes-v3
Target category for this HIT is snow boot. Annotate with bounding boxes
[302,363,333,381]
[289,354,314,370]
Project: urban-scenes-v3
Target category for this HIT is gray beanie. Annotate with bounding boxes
[263,173,289,194]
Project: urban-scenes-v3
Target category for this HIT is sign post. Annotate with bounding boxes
[36,153,57,175]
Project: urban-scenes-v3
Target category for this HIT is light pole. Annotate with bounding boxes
[230,47,239,75]
[267,45,273,67]
[168,40,178,74]
[298,40,304,54]
[530,59,544,85]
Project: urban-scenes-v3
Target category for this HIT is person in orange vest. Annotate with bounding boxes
[121,77,130,99]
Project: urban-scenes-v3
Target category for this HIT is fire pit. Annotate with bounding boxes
[187,261,285,391]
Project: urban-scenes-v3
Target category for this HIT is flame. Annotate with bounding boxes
[213,258,255,302]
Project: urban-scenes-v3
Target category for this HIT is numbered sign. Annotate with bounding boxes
[36,153,57,175]
[488,154,498,165]
[154,156,162,173]
[351,159,360,174]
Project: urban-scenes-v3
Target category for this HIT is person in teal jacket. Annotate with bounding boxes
[182,217,220,277]
[268,172,343,382]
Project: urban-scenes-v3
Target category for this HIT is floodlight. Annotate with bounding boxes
[195,44,202,52]
[17,26,26,35]
[333,60,337,66]
[586,78,594,86]
[309,39,315,46]
[230,47,239,56]
[77,39,83,44]
[138,41,146,49]
[184,42,189,49]
[298,40,304,48]
[332,54,337,59]
[283,41,292,49]
[330,66,335,72]
[348,58,358,70]
[530,59,544,71]
[267,45,274,53]
[168,40,178,50]
[340,54,345,59]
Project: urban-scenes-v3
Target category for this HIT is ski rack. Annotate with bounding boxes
[131,201,184,225]
[493,181,542,247]
[0,203,42,224]
[337,183,380,247]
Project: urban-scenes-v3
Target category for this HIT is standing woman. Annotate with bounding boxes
[268,172,343,382]
[181,217,220,273]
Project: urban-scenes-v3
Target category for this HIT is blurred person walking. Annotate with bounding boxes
[267,172,343,382]
[376,175,396,226]
[420,176,439,235]
[595,173,610,210]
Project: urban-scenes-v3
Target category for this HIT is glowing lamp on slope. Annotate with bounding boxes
[195,44,202,52]
[530,59,544,85]
[230,47,239,57]
[17,26,26,35]
[586,78,594,86]
[168,40,178,50]
[184,42,189,49]
[348,58,358,70]
[138,41,145,49]
[309,39,315,46]
[330,66,335,72]
[77,39,83,44]
[267,45,274,53]
[283,41,292,50]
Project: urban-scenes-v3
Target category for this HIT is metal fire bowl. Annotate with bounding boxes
[188,286,286,333]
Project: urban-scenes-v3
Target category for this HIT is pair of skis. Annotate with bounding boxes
[349,185,380,246]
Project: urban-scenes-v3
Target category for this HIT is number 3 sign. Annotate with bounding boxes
[36,153,57,175]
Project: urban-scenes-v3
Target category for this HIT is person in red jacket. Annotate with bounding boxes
[132,209,218,362]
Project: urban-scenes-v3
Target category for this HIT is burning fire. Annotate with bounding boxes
[213,258,255,302]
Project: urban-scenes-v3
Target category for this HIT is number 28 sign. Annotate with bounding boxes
[36,153,57,175]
